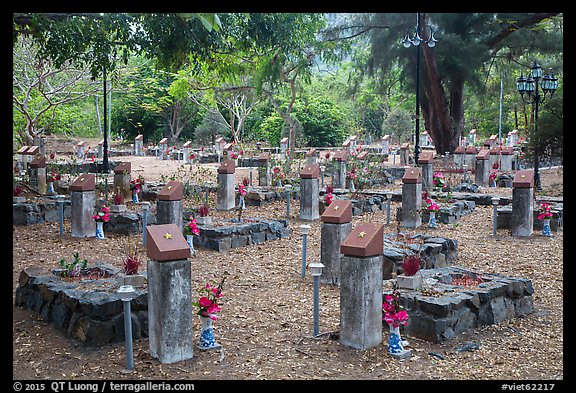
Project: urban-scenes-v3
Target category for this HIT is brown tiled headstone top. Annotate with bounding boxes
[146,224,191,262]
[332,150,348,161]
[454,146,466,154]
[182,141,192,148]
[217,159,236,174]
[135,134,144,141]
[465,146,477,154]
[69,173,96,191]
[257,152,271,162]
[77,141,85,147]
[342,140,351,147]
[400,143,409,150]
[25,146,39,155]
[321,200,352,224]
[158,181,184,201]
[280,137,288,144]
[17,146,29,154]
[417,150,434,164]
[490,146,501,155]
[29,155,46,168]
[300,163,320,179]
[98,140,104,146]
[223,143,234,150]
[476,149,490,160]
[356,151,369,160]
[305,148,317,157]
[512,170,534,188]
[114,161,131,174]
[340,222,384,257]
[402,167,422,184]
[159,138,168,144]
[501,146,513,155]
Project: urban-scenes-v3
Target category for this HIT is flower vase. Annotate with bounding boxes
[198,316,221,350]
[239,196,245,210]
[387,324,411,359]
[186,234,196,256]
[490,180,497,188]
[542,219,552,237]
[132,190,139,204]
[428,211,438,228]
[350,180,355,192]
[47,181,55,194]
[95,221,105,240]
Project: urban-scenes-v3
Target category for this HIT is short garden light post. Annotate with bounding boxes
[284,184,292,218]
[57,194,65,237]
[140,202,150,246]
[204,182,211,204]
[516,61,559,190]
[491,197,500,236]
[309,261,324,336]
[386,191,393,225]
[117,285,136,372]
[300,224,311,278]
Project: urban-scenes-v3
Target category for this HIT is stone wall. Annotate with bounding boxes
[13,200,71,225]
[195,218,291,252]
[391,266,534,342]
[14,264,148,347]
[497,204,563,231]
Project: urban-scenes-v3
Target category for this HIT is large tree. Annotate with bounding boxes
[361,13,562,154]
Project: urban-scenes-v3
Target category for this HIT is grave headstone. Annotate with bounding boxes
[454,146,466,167]
[339,223,384,350]
[421,130,430,146]
[417,150,434,192]
[156,181,184,231]
[113,162,132,204]
[506,130,518,147]
[465,145,477,168]
[135,134,144,156]
[159,138,168,160]
[280,137,288,158]
[29,154,47,194]
[332,150,347,189]
[76,141,85,159]
[70,173,97,238]
[381,135,390,154]
[305,148,318,163]
[97,140,104,158]
[511,170,534,237]
[146,224,193,364]
[500,147,514,171]
[401,168,422,228]
[182,141,193,164]
[320,200,352,285]
[257,152,272,187]
[400,143,410,165]
[217,159,236,210]
[469,128,477,145]
[475,149,490,187]
[299,163,320,221]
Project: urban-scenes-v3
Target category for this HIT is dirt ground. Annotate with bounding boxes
[12,137,564,383]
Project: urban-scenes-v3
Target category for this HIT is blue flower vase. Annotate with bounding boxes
[95,221,105,240]
[428,211,438,228]
[388,324,411,359]
[199,316,221,350]
[48,181,55,194]
[542,219,552,237]
[132,190,139,204]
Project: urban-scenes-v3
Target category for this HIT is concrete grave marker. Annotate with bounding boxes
[320,200,353,285]
[146,224,193,363]
[299,163,320,220]
[217,159,236,210]
[511,170,534,237]
[339,222,384,350]
[70,173,96,237]
[156,181,184,230]
[401,168,422,228]
[257,152,272,187]
[114,162,132,203]
[417,150,434,192]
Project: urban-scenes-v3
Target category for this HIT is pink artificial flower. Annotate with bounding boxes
[238,184,247,196]
[198,296,212,308]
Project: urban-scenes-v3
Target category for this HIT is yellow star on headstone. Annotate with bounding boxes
[167,185,172,190]
[521,175,525,179]
[307,167,311,171]
[358,231,366,238]
[80,178,85,182]
[163,233,173,239]
[333,205,339,211]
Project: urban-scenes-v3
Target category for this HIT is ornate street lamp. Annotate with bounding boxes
[402,13,438,165]
[516,61,559,190]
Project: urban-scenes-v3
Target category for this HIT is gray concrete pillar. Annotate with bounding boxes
[339,254,383,350]
[147,258,194,363]
[511,170,534,237]
[71,190,97,237]
[217,173,236,210]
[320,222,352,285]
[299,177,320,220]
[401,168,422,228]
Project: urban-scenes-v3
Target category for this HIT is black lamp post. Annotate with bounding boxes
[516,61,558,190]
[402,13,438,165]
